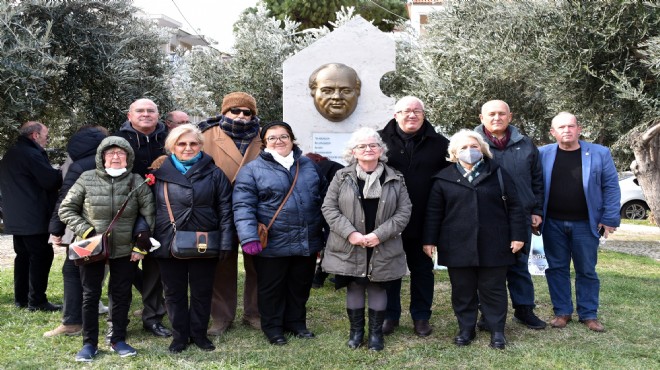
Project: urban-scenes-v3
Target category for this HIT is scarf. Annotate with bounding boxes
[219,115,260,155]
[356,162,385,199]
[483,127,511,151]
[456,159,484,183]
[265,148,295,171]
[171,152,202,174]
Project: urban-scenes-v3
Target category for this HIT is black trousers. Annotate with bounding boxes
[253,255,316,338]
[80,256,136,347]
[385,236,434,321]
[139,256,167,326]
[62,255,83,325]
[448,266,508,332]
[13,234,54,306]
[158,257,217,344]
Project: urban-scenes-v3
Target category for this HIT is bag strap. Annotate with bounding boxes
[265,161,300,231]
[104,175,135,235]
[496,167,509,215]
[163,182,177,232]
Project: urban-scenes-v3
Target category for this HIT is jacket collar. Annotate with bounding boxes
[474,124,524,147]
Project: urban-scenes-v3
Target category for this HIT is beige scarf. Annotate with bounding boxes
[356,162,384,199]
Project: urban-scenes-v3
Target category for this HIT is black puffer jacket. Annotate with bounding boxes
[150,153,235,258]
[49,127,107,236]
[113,121,167,176]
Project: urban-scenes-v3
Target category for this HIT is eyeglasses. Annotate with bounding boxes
[354,143,381,151]
[396,109,424,116]
[175,141,200,149]
[104,150,127,158]
[266,134,290,143]
[133,108,157,114]
[229,108,253,116]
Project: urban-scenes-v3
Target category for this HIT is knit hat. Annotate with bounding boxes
[221,92,258,116]
[260,121,293,140]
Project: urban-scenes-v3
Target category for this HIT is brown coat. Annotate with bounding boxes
[202,126,262,183]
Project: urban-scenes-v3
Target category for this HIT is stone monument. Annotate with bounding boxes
[282,16,395,163]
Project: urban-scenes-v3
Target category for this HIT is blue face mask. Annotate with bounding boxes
[458,148,483,165]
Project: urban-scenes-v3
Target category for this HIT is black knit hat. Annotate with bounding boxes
[260,121,293,140]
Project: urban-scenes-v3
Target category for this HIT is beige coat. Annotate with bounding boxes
[321,163,411,282]
[202,126,261,183]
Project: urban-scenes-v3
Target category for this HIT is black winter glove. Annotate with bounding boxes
[136,231,151,252]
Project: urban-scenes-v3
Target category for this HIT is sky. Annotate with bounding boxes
[132,0,259,52]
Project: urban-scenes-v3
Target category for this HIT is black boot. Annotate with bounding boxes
[368,309,386,351]
[513,306,547,329]
[346,308,365,349]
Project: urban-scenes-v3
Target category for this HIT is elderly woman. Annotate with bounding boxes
[422,129,526,350]
[321,127,411,351]
[150,124,234,354]
[233,121,326,346]
[59,137,155,362]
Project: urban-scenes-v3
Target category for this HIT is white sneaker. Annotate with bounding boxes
[98,301,109,315]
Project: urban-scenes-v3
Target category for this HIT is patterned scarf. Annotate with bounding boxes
[483,127,511,151]
[456,159,484,183]
[356,162,385,199]
[219,115,260,155]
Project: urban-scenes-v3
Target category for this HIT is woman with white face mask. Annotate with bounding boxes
[421,129,527,350]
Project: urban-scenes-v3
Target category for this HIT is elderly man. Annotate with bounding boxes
[0,121,62,311]
[113,98,171,338]
[164,110,190,131]
[309,63,361,122]
[198,92,262,335]
[378,96,450,337]
[474,100,546,330]
[539,112,620,332]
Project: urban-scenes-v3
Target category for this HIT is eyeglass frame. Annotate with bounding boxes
[104,150,127,158]
[229,107,253,116]
[265,134,291,143]
[353,143,382,151]
[396,109,425,116]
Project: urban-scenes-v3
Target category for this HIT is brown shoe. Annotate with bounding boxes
[43,324,82,337]
[413,319,433,337]
[580,319,605,332]
[550,315,572,328]
[242,316,261,330]
[207,321,232,336]
[382,319,399,336]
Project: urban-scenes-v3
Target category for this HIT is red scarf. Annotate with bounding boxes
[483,127,511,150]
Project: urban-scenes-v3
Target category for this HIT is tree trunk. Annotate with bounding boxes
[630,121,660,228]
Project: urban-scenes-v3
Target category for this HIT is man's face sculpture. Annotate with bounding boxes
[310,64,360,122]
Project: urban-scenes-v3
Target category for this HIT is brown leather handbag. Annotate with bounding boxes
[257,161,299,248]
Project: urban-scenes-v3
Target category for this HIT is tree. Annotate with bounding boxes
[260,0,406,32]
[0,0,173,154]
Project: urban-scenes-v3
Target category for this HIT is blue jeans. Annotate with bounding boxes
[543,218,600,320]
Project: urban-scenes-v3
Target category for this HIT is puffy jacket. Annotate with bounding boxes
[113,121,167,176]
[379,119,450,238]
[49,127,107,236]
[474,124,543,217]
[233,147,326,258]
[321,163,411,282]
[422,159,527,267]
[0,136,61,235]
[150,153,235,258]
[58,136,155,259]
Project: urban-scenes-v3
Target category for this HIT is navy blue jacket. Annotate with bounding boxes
[113,121,167,176]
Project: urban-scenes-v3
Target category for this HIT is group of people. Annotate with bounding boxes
[0,92,621,362]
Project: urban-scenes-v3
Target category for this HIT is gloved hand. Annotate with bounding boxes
[218,251,232,261]
[242,241,263,255]
[136,231,151,251]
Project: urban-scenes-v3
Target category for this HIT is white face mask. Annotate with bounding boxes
[105,168,127,177]
[457,148,483,165]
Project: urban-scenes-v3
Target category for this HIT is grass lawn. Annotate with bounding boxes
[0,251,658,369]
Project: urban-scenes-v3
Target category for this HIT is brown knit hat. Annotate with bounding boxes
[221,92,258,116]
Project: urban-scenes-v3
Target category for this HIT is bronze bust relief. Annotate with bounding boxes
[309,63,361,122]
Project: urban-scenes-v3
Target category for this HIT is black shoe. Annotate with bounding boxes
[168,341,187,354]
[454,329,476,346]
[268,334,288,346]
[14,301,27,309]
[476,315,490,332]
[514,306,547,330]
[143,322,172,337]
[490,332,506,349]
[285,328,315,339]
[190,337,215,351]
[382,319,399,336]
[27,301,62,312]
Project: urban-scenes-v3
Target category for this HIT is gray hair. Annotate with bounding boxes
[394,96,425,112]
[447,129,492,163]
[19,121,44,137]
[342,127,388,164]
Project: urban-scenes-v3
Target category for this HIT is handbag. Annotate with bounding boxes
[257,161,299,248]
[164,182,221,259]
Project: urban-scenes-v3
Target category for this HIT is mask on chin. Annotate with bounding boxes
[105,168,127,177]
[457,148,483,165]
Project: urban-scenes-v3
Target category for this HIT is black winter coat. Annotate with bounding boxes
[422,159,527,267]
[151,153,235,258]
[0,136,61,235]
[49,127,107,236]
[113,121,167,176]
[379,119,450,238]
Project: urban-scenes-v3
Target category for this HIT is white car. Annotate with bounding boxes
[619,172,649,220]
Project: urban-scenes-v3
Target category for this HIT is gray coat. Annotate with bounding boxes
[321,163,411,282]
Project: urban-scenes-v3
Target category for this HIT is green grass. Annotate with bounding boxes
[621,218,656,227]
[0,251,658,369]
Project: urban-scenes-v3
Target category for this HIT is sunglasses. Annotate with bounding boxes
[229,108,253,116]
